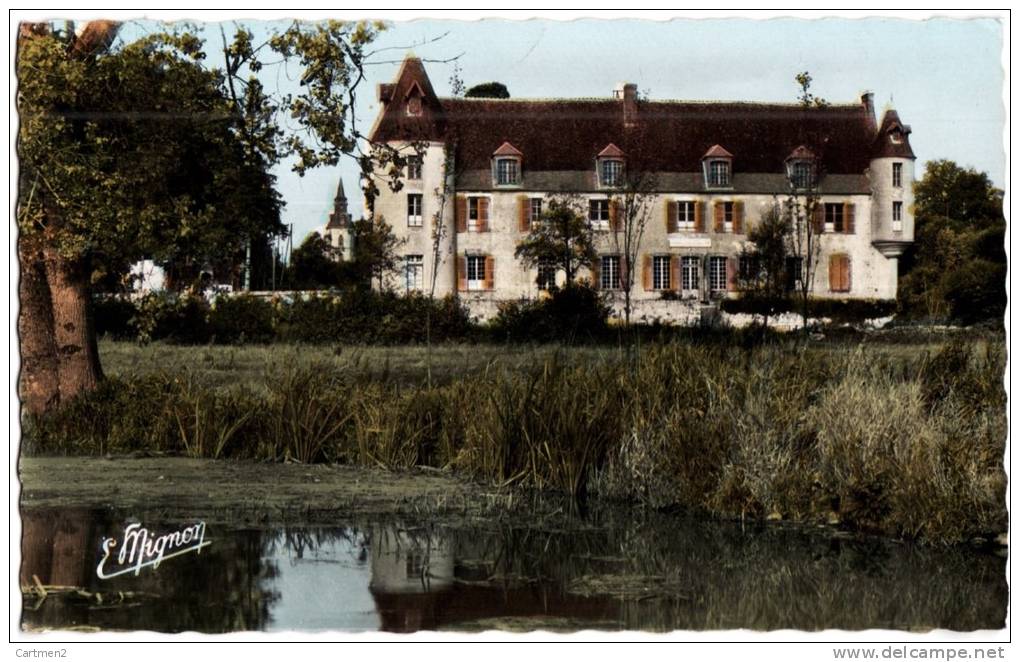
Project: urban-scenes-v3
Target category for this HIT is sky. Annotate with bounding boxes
[113,14,1007,249]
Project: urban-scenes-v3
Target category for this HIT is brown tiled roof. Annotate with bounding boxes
[703,144,734,159]
[872,109,917,159]
[597,143,626,158]
[369,57,898,178]
[492,141,524,156]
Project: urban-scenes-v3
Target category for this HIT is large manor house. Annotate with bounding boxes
[364,56,916,321]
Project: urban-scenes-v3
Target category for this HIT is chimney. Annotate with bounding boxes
[622,82,638,127]
[861,91,876,134]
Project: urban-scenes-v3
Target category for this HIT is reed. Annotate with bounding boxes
[22,338,1006,543]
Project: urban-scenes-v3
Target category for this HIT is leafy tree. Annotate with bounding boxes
[286,233,344,289]
[465,81,510,99]
[16,22,284,413]
[609,169,658,326]
[899,160,1004,322]
[351,217,405,291]
[736,204,791,331]
[514,197,597,285]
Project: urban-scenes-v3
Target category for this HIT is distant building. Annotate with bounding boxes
[322,178,355,261]
[366,56,916,322]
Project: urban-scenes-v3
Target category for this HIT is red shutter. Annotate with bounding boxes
[666,201,678,233]
[845,202,855,234]
[485,256,495,290]
[713,202,724,232]
[619,255,629,289]
[590,258,600,289]
[812,203,825,234]
[518,196,529,232]
[733,201,744,234]
[643,254,652,290]
[726,257,737,291]
[609,199,619,231]
[478,197,489,232]
[455,196,467,233]
[457,255,467,291]
[671,256,680,292]
[694,201,704,233]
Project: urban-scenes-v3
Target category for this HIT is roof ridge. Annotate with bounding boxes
[440,96,861,108]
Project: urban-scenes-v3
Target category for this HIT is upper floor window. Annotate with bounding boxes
[529,198,543,224]
[589,199,611,226]
[791,161,814,189]
[824,203,845,233]
[600,159,624,187]
[495,157,521,186]
[707,160,731,188]
[677,201,695,231]
[468,197,482,231]
[893,201,903,232]
[407,194,423,227]
[407,156,423,181]
[892,162,903,188]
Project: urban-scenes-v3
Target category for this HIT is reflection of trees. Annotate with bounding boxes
[21,507,1007,634]
[21,509,282,633]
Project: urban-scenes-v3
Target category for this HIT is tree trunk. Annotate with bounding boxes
[43,245,103,400]
[17,233,60,415]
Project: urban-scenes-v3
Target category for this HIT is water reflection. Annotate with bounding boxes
[19,507,1007,633]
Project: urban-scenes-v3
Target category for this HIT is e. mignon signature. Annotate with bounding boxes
[96,521,211,579]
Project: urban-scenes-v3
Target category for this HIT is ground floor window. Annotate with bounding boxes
[681,256,700,293]
[405,255,423,291]
[407,194,423,227]
[601,255,620,290]
[653,255,671,290]
[785,256,803,292]
[708,256,727,293]
[467,255,486,290]
[537,263,556,290]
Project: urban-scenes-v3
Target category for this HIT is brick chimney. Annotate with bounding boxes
[861,91,876,134]
[622,83,638,127]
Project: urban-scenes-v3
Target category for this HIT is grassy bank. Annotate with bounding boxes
[24,337,1006,543]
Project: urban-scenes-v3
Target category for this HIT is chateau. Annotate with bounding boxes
[366,56,916,322]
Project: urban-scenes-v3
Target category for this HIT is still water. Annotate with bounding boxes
[20,506,1007,633]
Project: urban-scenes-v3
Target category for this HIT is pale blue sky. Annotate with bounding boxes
[119,16,1005,248]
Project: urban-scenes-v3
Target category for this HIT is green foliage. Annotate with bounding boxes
[736,204,791,322]
[465,81,510,99]
[514,198,597,283]
[898,160,1004,324]
[93,296,137,340]
[209,294,275,344]
[285,233,346,290]
[492,284,611,343]
[132,292,211,344]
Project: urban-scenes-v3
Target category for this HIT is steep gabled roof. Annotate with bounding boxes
[872,109,916,159]
[702,144,734,159]
[492,141,524,157]
[370,57,884,176]
[597,143,626,158]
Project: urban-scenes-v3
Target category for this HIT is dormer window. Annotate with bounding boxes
[495,158,520,186]
[702,145,734,189]
[404,81,426,117]
[601,159,623,187]
[406,96,422,116]
[491,142,523,187]
[785,146,816,190]
[596,143,626,188]
[708,161,730,187]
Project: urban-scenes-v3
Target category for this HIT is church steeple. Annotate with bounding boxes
[326,179,351,229]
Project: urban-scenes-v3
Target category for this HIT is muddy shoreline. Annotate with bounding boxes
[18,456,545,527]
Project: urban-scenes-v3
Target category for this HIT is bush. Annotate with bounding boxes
[209,294,275,344]
[93,296,137,340]
[133,292,211,344]
[491,284,610,343]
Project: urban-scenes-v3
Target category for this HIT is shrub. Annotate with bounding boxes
[491,284,610,343]
[133,292,211,344]
[93,296,137,340]
[209,294,274,344]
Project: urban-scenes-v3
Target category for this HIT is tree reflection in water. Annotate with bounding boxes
[20,506,1006,633]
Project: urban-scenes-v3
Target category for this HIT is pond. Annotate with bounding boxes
[19,506,1007,633]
